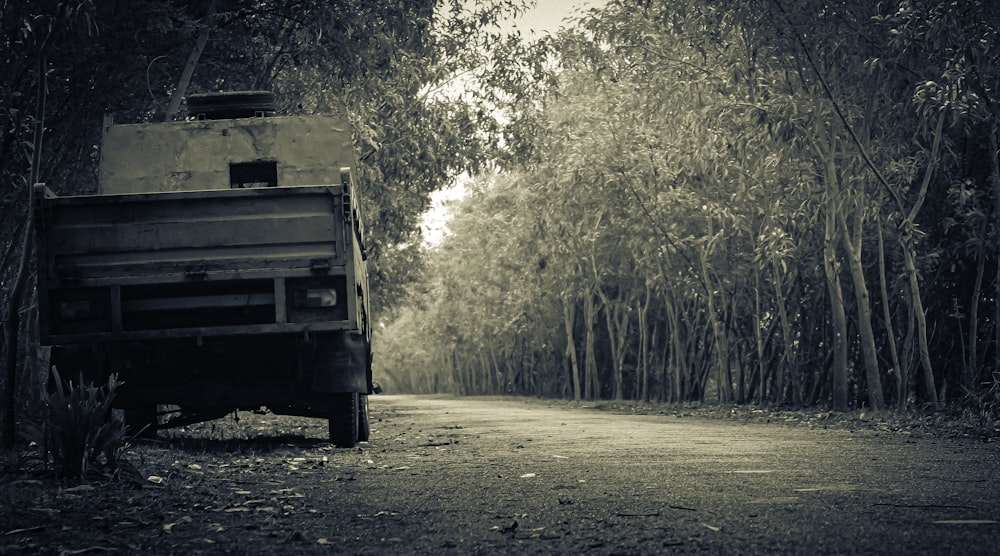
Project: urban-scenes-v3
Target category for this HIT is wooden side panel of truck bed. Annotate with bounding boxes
[38,185,345,282]
[35,184,364,344]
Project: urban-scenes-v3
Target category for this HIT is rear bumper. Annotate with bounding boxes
[49,330,373,414]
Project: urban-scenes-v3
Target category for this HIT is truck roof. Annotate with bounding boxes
[99,114,357,194]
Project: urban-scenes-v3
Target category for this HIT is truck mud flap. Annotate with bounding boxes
[310,331,369,393]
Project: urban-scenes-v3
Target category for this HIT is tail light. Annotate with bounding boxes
[294,287,338,308]
[49,287,111,335]
[286,277,348,323]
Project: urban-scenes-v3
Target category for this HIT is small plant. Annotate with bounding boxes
[24,366,127,480]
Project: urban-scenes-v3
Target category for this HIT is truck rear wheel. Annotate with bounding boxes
[358,394,370,442]
[328,392,359,448]
[124,404,158,438]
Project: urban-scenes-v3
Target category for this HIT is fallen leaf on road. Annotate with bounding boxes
[58,546,119,555]
[162,516,192,532]
[63,485,95,494]
[4,526,44,536]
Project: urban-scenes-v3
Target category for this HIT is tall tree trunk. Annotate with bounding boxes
[823,177,849,411]
[591,253,630,401]
[663,290,684,402]
[596,286,621,401]
[638,282,651,402]
[563,295,581,402]
[583,292,598,400]
[772,265,797,405]
[651,318,662,402]
[812,116,850,411]
[753,263,767,404]
[967,220,987,394]
[899,111,946,407]
[876,208,904,406]
[700,235,731,402]
[839,208,885,410]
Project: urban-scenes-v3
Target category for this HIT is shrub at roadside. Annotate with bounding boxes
[24,367,127,480]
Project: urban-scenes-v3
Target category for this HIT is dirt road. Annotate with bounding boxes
[3,394,1000,554]
[341,395,1000,555]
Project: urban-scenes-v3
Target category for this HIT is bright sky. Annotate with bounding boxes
[504,0,599,37]
[420,0,601,246]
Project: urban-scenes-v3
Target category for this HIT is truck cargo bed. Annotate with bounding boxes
[35,184,361,343]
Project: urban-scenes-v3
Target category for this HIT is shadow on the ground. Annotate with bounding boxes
[142,433,329,454]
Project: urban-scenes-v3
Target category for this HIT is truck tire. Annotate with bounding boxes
[124,404,158,438]
[328,392,359,448]
[358,394,371,442]
[186,91,276,120]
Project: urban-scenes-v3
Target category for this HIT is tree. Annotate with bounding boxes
[378,0,1000,417]
[879,0,1000,400]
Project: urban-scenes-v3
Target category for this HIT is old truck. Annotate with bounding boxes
[34,92,375,447]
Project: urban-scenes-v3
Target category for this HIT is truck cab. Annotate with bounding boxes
[35,92,375,447]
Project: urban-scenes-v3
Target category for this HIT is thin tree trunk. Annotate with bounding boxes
[700,236,731,403]
[772,265,797,405]
[639,282,651,403]
[839,207,885,410]
[583,292,598,400]
[663,291,683,402]
[753,263,767,404]
[563,295,581,402]
[595,286,621,401]
[899,111,946,407]
[876,207,904,406]
[164,1,216,122]
[651,318,662,402]
[964,214,987,393]
[591,252,629,401]
[811,117,850,411]
[823,179,849,411]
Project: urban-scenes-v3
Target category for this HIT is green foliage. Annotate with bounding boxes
[24,367,127,480]
[381,0,1000,410]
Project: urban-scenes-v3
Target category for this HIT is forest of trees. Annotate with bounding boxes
[377,0,1000,414]
[2,0,1000,445]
